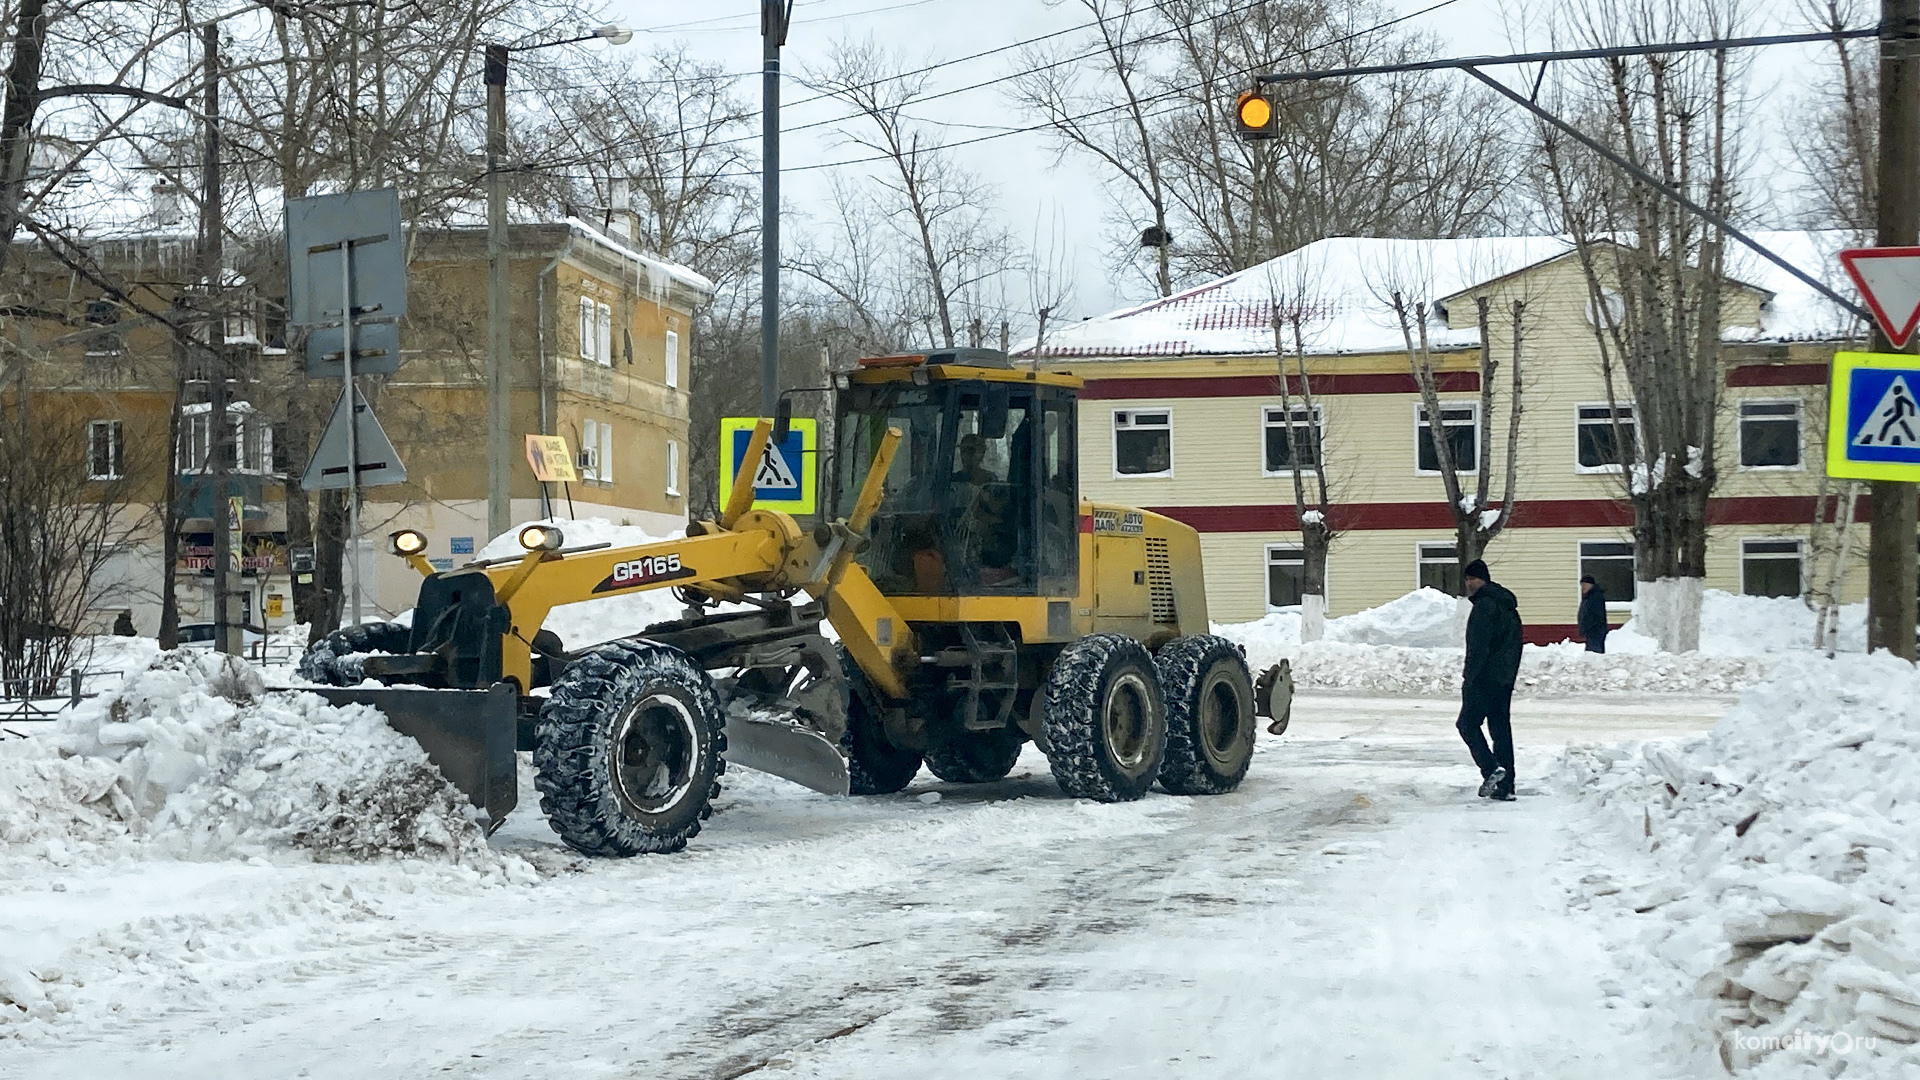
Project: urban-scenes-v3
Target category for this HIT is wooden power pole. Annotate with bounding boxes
[1872,0,1920,658]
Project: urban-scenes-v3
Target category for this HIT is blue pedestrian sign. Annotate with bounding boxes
[1828,352,1920,481]
[718,416,818,515]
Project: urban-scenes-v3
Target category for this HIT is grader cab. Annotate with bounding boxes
[299,348,1286,856]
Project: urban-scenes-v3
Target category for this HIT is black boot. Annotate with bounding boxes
[1477,766,1507,799]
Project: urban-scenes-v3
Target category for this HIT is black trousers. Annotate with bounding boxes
[1584,630,1607,654]
[1456,682,1515,783]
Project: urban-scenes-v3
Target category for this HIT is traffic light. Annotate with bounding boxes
[1234,89,1276,140]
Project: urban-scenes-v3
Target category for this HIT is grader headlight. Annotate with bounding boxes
[389,529,429,557]
[518,525,564,551]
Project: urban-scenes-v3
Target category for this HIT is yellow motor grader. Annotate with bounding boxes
[299,348,1286,856]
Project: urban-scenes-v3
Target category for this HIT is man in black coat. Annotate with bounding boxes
[1577,575,1608,653]
[1458,559,1522,801]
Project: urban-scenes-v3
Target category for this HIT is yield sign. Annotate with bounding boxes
[1839,246,1920,347]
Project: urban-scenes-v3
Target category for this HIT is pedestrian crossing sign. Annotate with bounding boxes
[1828,351,1920,481]
[719,416,818,515]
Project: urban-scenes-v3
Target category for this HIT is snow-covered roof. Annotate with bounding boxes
[561,216,714,298]
[1021,230,1863,361]
[1022,236,1574,359]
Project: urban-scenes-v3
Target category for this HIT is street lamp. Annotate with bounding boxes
[485,26,635,541]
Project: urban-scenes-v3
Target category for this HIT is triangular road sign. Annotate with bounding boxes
[1839,246,1920,346]
[1853,374,1920,448]
[755,443,799,490]
[301,385,409,490]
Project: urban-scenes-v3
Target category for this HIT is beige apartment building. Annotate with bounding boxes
[1023,232,1883,640]
[21,214,711,632]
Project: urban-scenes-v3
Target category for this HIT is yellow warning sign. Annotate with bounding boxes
[525,435,579,483]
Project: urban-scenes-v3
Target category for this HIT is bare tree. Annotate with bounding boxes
[1789,0,1876,231]
[1390,290,1526,572]
[1263,258,1338,640]
[1536,0,1750,652]
[805,37,1019,350]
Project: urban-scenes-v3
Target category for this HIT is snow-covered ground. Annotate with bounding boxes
[1,677,1725,1078]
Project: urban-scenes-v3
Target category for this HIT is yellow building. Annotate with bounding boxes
[22,216,712,632]
[1023,233,1880,640]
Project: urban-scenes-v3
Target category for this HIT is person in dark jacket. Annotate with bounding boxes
[1458,559,1522,801]
[1577,575,1608,653]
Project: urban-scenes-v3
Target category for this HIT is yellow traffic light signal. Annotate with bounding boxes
[1235,89,1276,140]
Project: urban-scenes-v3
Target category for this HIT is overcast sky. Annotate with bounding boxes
[602,0,1838,328]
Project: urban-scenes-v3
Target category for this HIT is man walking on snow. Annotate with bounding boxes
[1458,559,1522,801]
[1577,574,1608,654]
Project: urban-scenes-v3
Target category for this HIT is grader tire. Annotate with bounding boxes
[924,727,1023,784]
[533,640,725,857]
[1154,635,1257,795]
[297,621,413,685]
[838,645,922,795]
[1041,633,1167,802]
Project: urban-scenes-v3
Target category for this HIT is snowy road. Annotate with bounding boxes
[4,692,1725,1078]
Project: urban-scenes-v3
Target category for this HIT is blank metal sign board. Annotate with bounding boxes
[301,384,409,490]
[285,188,407,375]
[1828,351,1920,481]
[719,416,817,515]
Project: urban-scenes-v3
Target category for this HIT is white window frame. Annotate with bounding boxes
[1577,538,1637,610]
[88,419,124,480]
[1264,543,1313,611]
[1574,402,1637,475]
[1737,398,1805,471]
[1413,400,1480,476]
[665,329,680,388]
[578,297,595,360]
[595,303,613,367]
[1259,403,1324,477]
[598,421,614,483]
[1111,407,1174,479]
[1415,540,1460,595]
[665,439,681,497]
[579,418,600,482]
[1739,536,1806,597]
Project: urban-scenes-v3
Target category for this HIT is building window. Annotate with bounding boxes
[88,420,123,479]
[244,420,275,474]
[595,303,613,367]
[1113,409,1172,476]
[1576,403,1635,471]
[1578,540,1636,604]
[1739,400,1802,468]
[1417,542,1461,596]
[665,329,680,388]
[578,297,594,360]
[1741,539,1803,598]
[1262,404,1322,474]
[666,439,681,496]
[1266,544,1306,609]
[178,411,210,471]
[84,299,123,359]
[580,418,601,482]
[1416,403,1478,473]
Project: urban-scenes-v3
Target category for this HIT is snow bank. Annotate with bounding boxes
[1563,655,1920,1074]
[1324,587,1461,648]
[0,651,528,876]
[1615,591,1869,656]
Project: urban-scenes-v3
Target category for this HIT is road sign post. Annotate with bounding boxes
[719,416,817,516]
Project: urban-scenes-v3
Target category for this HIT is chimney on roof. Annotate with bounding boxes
[152,181,183,229]
[607,176,636,241]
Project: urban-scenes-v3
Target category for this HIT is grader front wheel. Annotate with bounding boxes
[533,640,725,856]
[1154,635,1256,795]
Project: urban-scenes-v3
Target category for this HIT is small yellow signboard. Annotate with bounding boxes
[718,417,818,516]
[266,594,285,619]
[525,434,579,483]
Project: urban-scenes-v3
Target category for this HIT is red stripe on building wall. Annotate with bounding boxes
[1146,494,1870,533]
[1525,624,1586,646]
[1079,371,1480,400]
[1726,363,1828,387]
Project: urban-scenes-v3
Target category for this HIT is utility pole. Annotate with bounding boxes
[761,0,793,417]
[199,23,236,656]
[485,44,511,541]
[1872,0,1920,658]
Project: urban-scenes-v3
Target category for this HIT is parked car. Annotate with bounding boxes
[176,623,266,650]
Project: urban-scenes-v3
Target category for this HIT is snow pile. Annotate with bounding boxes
[1614,591,1869,656]
[0,651,527,875]
[1563,655,1920,1074]
[1278,641,1774,696]
[1324,587,1461,648]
